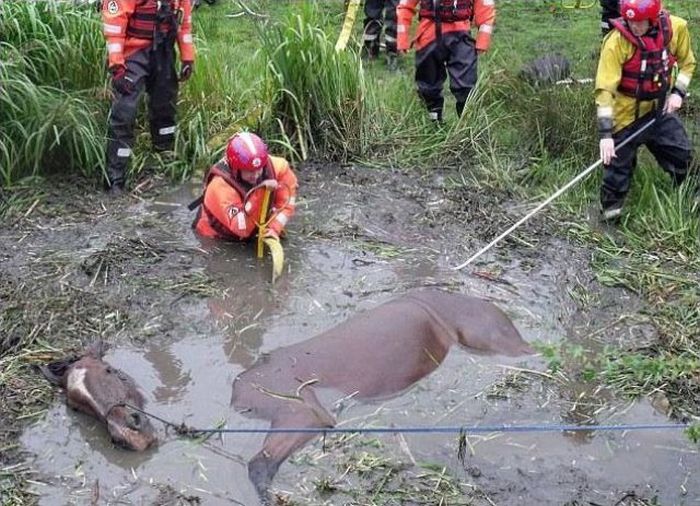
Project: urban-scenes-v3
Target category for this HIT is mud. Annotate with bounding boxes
[2,163,698,505]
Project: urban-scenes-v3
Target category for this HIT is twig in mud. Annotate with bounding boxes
[295,377,319,397]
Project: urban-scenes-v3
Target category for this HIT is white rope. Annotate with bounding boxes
[452,117,657,271]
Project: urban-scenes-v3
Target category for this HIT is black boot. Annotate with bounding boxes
[456,100,466,117]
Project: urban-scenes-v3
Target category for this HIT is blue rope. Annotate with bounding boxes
[122,404,691,437]
[179,422,690,435]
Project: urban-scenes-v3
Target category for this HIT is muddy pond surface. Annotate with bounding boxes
[5,164,698,505]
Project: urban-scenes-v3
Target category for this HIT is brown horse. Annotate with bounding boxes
[231,290,533,500]
[39,342,157,451]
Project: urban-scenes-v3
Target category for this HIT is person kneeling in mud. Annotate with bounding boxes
[191,132,298,241]
[596,0,697,222]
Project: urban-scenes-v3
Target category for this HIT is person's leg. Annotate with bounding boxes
[147,42,179,153]
[415,41,447,122]
[105,50,150,191]
[599,0,619,36]
[645,113,693,187]
[445,32,478,117]
[363,0,383,59]
[383,0,399,69]
[600,122,647,220]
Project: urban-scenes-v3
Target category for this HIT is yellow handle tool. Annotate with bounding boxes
[335,0,361,52]
[256,188,285,283]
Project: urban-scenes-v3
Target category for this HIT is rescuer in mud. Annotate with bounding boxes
[102,0,196,194]
[191,132,298,241]
[595,0,696,222]
[396,0,495,122]
[363,0,400,70]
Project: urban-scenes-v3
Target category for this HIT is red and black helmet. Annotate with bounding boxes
[226,132,269,172]
[620,0,661,21]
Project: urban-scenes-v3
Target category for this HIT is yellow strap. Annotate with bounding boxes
[335,0,361,52]
[256,188,271,259]
[263,237,284,283]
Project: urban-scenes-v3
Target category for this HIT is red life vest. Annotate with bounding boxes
[419,0,472,23]
[194,159,276,240]
[126,0,181,40]
[610,11,676,101]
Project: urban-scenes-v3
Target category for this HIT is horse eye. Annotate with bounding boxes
[127,413,141,429]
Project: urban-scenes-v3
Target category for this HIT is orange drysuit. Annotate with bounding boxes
[396,0,495,53]
[102,0,195,69]
[193,157,298,241]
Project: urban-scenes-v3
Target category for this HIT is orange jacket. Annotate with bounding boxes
[102,0,195,69]
[194,156,298,241]
[397,0,495,52]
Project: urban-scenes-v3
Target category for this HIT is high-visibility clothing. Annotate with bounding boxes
[610,13,675,101]
[595,13,695,134]
[193,156,298,241]
[396,0,495,52]
[102,0,195,69]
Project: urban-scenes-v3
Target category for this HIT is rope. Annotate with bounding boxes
[452,117,658,271]
[120,403,690,438]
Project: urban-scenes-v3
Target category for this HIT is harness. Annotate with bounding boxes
[190,159,276,240]
[126,0,182,42]
[418,0,473,23]
[611,12,675,102]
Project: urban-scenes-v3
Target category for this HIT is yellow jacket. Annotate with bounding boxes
[594,14,695,135]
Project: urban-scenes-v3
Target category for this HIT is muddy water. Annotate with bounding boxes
[19,168,700,505]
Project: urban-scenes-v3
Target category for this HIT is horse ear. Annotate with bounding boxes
[85,340,108,358]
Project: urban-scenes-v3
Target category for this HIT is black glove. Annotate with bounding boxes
[179,61,194,82]
[110,65,134,95]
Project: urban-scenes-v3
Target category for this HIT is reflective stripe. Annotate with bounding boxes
[107,43,123,53]
[363,33,378,41]
[676,73,691,89]
[236,212,246,230]
[397,25,407,33]
[159,126,176,135]
[479,24,493,34]
[601,21,609,29]
[182,33,193,44]
[482,0,494,5]
[104,23,122,34]
[239,132,258,154]
[275,213,288,226]
[244,201,252,213]
[288,196,296,206]
[597,106,613,118]
[385,35,396,42]
[117,148,132,157]
[640,59,647,72]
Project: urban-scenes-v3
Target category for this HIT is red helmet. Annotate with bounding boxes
[620,0,660,21]
[226,132,269,172]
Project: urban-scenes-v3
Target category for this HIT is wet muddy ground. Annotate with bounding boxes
[2,163,698,505]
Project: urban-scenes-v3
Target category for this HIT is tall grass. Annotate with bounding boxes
[0,1,107,185]
[259,3,367,161]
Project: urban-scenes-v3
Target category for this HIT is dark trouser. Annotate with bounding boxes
[363,0,399,56]
[414,31,478,120]
[106,41,179,188]
[601,112,692,210]
[599,0,619,35]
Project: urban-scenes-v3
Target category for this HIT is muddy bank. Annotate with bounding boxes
[1,164,697,505]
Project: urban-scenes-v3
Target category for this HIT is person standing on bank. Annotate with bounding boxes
[596,0,696,222]
[102,0,195,194]
[363,0,400,70]
[599,0,620,36]
[396,0,495,122]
